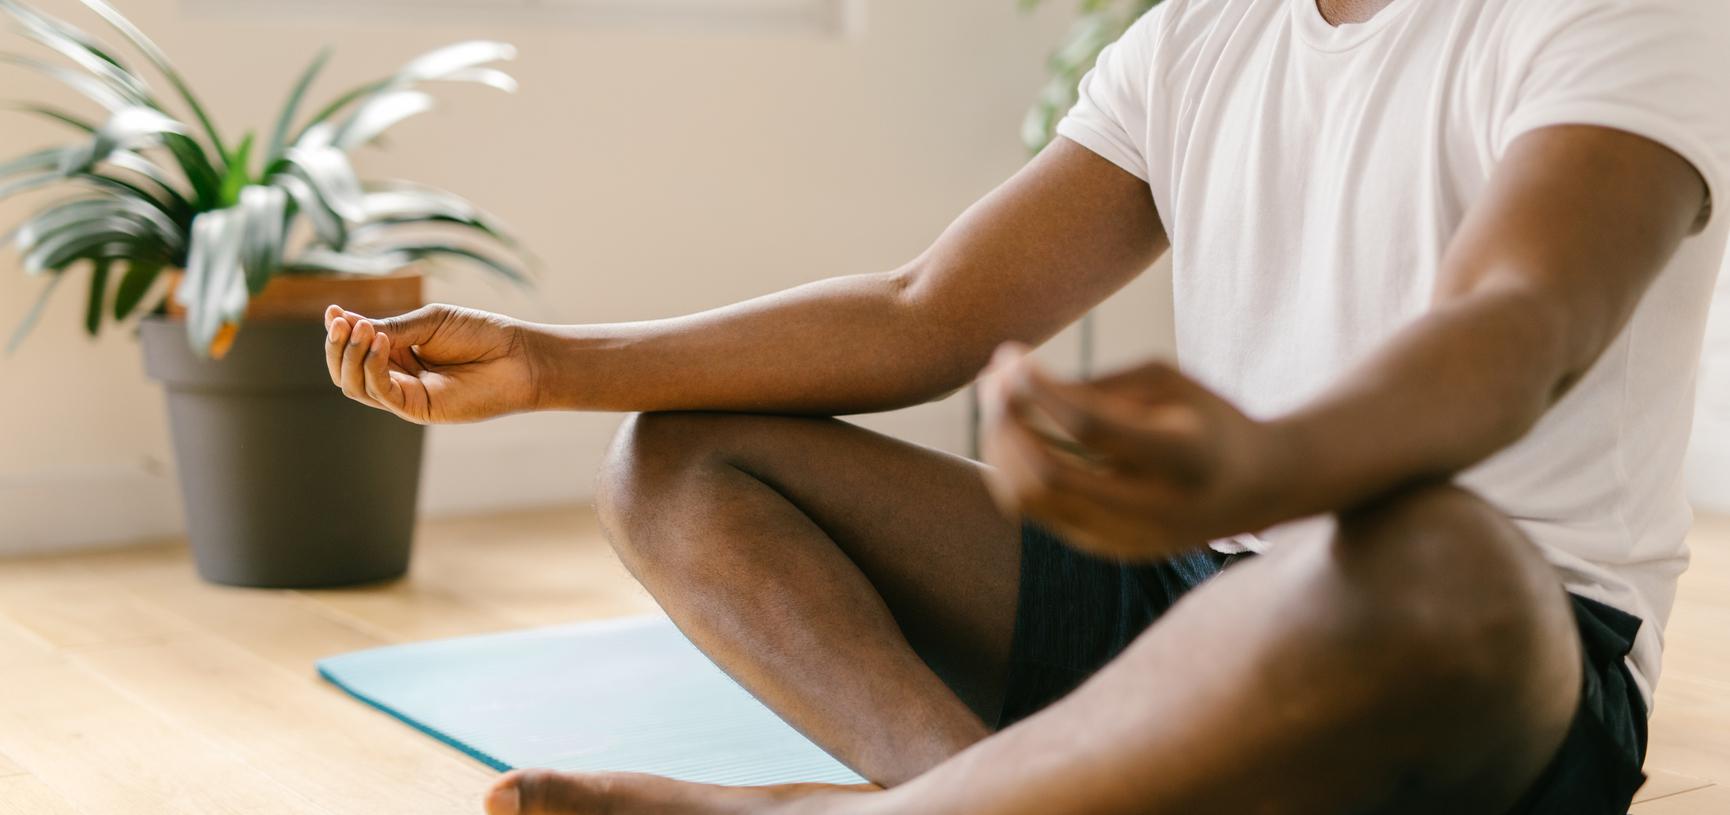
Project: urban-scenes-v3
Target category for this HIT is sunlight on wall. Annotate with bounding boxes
[0,0,1177,551]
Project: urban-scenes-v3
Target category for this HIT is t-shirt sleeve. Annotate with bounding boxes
[1053,6,1168,183]
[1495,0,1730,228]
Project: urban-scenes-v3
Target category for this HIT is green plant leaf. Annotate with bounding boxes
[84,257,110,335]
[280,145,364,221]
[58,105,187,175]
[0,52,129,110]
[9,198,125,248]
[269,171,344,248]
[10,8,151,105]
[380,241,528,285]
[0,170,66,199]
[236,183,286,293]
[71,174,181,226]
[1020,0,1165,155]
[100,150,193,215]
[112,257,163,320]
[0,146,71,182]
[333,90,432,150]
[348,215,514,251]
[356,182,516,243]
[287,247,409,275]
[0,170,184,241]
[77,0,227,168]
[2,103,97,133]
[1052,12,1118,70]
[24,222,148,273]
[161,131,222,209]
[176,207,249,355]
[290,78,387,152]
[398,40,517,82]
[438,67,517,94]
[8,196,182,258]
[0,0,133,72]
[218,131,254,206]
[289,41,515,150]
[6,268,64,354]
[266,48,329,165]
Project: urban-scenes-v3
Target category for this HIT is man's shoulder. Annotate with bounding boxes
[1125,0,1281,81]
[1482,0,1730,34]
[1144,0,1274,38]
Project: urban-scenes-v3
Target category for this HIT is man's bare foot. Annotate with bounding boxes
[483,769,876,815]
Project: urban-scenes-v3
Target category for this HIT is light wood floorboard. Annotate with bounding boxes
[0,507,1723,813]
[0,748,24,779]
[0,776,82,815]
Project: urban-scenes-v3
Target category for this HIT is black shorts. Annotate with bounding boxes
[1001,523,1649,815]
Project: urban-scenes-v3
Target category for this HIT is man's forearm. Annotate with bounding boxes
[1257,282,1579,526]
[513,139,1165,418]
[522,268,997,416]
[1253,125,1705,529]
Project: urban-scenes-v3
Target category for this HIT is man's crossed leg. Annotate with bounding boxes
[485,411,1581,815]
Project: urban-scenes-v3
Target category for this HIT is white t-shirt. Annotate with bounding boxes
[1057,0,1730,707]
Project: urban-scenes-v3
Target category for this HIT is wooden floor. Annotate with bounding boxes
[0,508,1725,814]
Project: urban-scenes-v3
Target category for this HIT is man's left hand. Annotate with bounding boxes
[978,344,1289,560]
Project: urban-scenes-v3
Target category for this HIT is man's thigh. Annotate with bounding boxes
[612,411,1024,715]
[970,485,1603,814]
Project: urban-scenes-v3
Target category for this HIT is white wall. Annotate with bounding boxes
[0,0,1177,552]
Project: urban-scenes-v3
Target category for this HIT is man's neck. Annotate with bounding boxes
[1316,0,1398,26]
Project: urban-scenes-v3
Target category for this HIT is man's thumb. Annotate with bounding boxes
[368,304,449,348]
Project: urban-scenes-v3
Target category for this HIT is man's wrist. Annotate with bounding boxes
[1240,415,1317,533]
[517,321,570,413]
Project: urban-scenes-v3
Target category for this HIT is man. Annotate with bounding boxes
[323,0,1730,811]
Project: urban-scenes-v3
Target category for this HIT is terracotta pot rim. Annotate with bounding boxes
[162,269,425,318]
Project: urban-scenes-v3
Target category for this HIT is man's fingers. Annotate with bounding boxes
[340,320,382,408]
[983,402,1143,542]
[327,302,445,359]
[363,332,408,415]
[983,371,1114,512]
[981,393,1075,514]
[1007,360,1212,485]
[325,316,350,387]
[1089,359,1190,402]
[365,304,448,350]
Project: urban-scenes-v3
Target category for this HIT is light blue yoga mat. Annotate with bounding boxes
[317,615,866,786]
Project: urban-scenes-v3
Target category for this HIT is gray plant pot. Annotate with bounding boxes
[141,316,424,588]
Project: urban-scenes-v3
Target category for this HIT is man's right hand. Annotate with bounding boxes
[323,303,540,424]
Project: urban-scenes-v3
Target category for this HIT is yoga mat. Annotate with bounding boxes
[317,615,866,786]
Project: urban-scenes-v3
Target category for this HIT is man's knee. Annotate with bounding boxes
[595,412,736,553]
[1315,484,1580,736]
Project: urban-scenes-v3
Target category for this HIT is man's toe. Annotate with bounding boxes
[485,771,524,815]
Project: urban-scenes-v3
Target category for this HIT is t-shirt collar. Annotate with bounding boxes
[1291,0,1421,52]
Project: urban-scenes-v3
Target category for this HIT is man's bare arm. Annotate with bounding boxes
[820,122,1712,815]
[973,125,1706,557]
[1258,125,1706,525]
[525,138,1164,415]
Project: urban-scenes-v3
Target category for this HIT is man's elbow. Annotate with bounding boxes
[884,262,998,399]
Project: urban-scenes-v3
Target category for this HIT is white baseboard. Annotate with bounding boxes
[0,463,186,555]
[417,412,624,520]
[0,416,619,556]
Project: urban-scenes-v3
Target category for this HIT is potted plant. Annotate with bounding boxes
[1,0,531,587]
